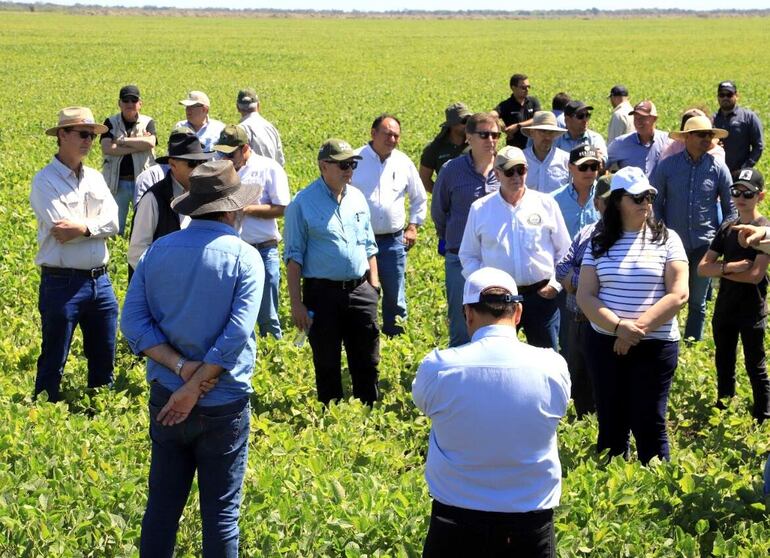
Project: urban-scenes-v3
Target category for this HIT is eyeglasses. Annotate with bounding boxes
[730,187,758,199]
[120,97,139,103]
[718,92,735,98]
[328,160,358,170]
[472,131,502,140]
[503,165,527,177]
[68,129,97,140]
[625,192,656,205]
[692,131,715,139]
[220,150,239,159]
[573,112,592,121]
[577,162,599,172]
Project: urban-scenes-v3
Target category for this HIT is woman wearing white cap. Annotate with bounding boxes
[577,166,689,464]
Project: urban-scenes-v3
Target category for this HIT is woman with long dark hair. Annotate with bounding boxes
[577,166,689,464]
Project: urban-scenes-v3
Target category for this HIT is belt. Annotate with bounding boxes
[41,265,108,279]
[446,248,459,255]
[516,279,550,295]
[253,239,278,250]
[305,276,366,291]
[432,500,553,524]
[375,231,402,240]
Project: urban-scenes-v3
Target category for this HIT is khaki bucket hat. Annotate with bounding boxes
[171,160,261,217]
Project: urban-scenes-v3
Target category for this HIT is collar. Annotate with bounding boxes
[187,218,238,235]
[471,324,520,342]
[319,177,347,200]
[52,154,83,181]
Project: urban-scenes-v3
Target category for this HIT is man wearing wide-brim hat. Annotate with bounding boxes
[127,131,214,276]
[283,138,382,406]
[30,106,119,403]
[521,111,570,194]
[121,159,265,555]
[652,114,735,342]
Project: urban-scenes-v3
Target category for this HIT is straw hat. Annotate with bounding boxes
[669,115,728,141]
[45,106,108,136]
[521,111,566,138]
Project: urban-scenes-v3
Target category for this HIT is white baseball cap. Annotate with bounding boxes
[610,166,658,196]
[462,267,521,305]
[179,91,211,107]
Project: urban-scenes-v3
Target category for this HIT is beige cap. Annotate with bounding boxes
[179,91,211,107]
[494,146,527,171]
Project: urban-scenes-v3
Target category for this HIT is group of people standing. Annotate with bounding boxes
[27,73,765,556]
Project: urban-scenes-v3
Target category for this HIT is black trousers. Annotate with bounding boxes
[566,311,595,418]
[422,500,555,558]
[304,278,380,405]
[713,309,770,421]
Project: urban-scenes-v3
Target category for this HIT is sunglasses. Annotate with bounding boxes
[625,192,656,205]
[330,160,358,170]
[573,112,592,120]
[577,162,599,172]
[718,92,735,98]
[730,187,758,199]
[68,129,97,140]
[220,150,239,159]
[692,131,715,139]
[503,165,527,177]
[473,131,502,140]
[120,97,139,103]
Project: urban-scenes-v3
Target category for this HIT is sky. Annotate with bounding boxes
[38,0,770,11]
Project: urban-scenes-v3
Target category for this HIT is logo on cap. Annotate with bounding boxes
[739,169,753,181]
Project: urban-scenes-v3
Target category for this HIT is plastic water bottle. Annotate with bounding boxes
[294,311,314,348]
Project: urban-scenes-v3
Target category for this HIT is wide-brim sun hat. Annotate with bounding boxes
[171,160,260,217]
[670,115,728,141]
[521,111,567,138]
[45,106,108,136]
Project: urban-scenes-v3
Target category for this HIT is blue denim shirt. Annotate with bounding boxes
[713,106,764,171]
[651,150,736,252]
[283,177,377,279]
[121,220,264,406]
[430,153,500,252]
[551,182,600,239]
[607,130,670,177]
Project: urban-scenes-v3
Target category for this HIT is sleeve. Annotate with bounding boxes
[430,168,450,238]
[651,160,667,221]
[85,177,120,238]
[709,221,729,255]
[531,97,542,112]
[120,254,170,355]
[362,202,378,258]
[555,231,582,282]
[607,137,620,168]
[268,166,291,206]
[594,133,608,163]
[128,194,159,270]
[145,119,157,136]
[406,160,428,225]
[273,127,286,167]
[100,118,113,141]
[420,141,436,170]
[717,163,737,222]
[282,197,307,266]
[458,204,482,278]
[747,113,764,168]
[548,199,571,291]
[665,230,688,263]
[582,244,596,268]
[546,352,571,418]
[412,351,441,416]
[203,250,263,370]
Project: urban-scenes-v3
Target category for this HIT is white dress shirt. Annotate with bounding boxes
[134,163,169,205]
[524,145,570,194]
[174,118,226,152]
[30,156,119,269]
[239,111,286,167]
[459,188,571,290]
[128,176,190,269]
[238,153,291,245]
[352,143,427,235]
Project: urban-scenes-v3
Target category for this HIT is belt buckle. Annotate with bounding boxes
[341,279,354,289]
[90,267,102,278]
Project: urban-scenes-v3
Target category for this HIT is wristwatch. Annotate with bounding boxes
[174,357,187,376]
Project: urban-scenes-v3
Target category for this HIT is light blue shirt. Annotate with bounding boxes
[607,130,670,177]
[121,219,264,406]
[651,150,736,252]
[412,324,570,513]
[554,129,608,163]
[551,182,600,239]
[283,177,377,280]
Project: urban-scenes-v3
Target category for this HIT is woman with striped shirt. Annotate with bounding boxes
[577,167,689,464]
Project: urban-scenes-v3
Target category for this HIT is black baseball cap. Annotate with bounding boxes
[569,145,601,165]
[119,84,141,100]
[564,100,593,116]
[733,168,764,192]
[608,85,628,98]
[717,80,737,94]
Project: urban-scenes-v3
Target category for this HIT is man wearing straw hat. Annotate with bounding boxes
[121,159,264,556]
[652,115,735,342]
[521,111,570,194]
[30,107,119,403]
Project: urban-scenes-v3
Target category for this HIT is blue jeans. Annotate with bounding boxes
[375,232,407,336]
[256,245,282,339]
[115,178,134,235]
[519,290,560,351]
[140,383,250,558]
[35,271,118,402]
[444,253,469,347]
[685,245,711,341]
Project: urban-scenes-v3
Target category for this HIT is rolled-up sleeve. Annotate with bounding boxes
[282,198,306,266]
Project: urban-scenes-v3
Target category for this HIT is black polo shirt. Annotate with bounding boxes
[494,95,541,149]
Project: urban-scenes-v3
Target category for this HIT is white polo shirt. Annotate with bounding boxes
[238,153,291,245]
[352,144,427,235]
[412,324,570,513]
[174,118,226,152]
[459,188,571,289]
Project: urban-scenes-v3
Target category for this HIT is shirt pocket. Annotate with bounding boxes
[343,211,369,245]
[85,189,108,218]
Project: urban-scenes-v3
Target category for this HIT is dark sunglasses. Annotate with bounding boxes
[625,192,656,205]
[730,187,758,199]
[718,92,735,98]
[68,130,97,140]
[503,165,527,177]
[331,160,358,170]
[220,150,239,159]
[692,131,715,139]
[573,112,592,120]
[473,131,502,140]
[577,162,599,172]
[120,97,139,103]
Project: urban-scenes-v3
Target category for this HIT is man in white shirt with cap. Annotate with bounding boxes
[521,111,570,194]
[175,90,225,152]
[413,266,570,558]
[460,146,571,350]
